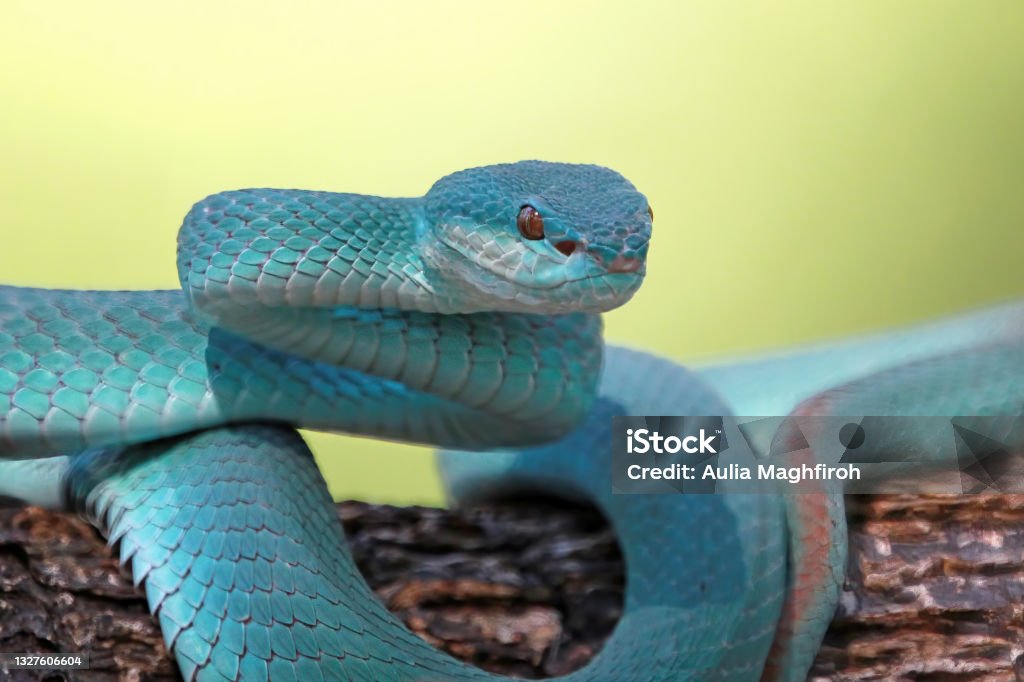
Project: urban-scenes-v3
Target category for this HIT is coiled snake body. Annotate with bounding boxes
[1,161,1022,680]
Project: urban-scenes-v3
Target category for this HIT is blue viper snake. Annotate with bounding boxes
[1,161,1022,680]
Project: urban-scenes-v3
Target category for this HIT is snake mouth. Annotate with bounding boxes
[424,232,646,313]
[523,265,646,291]
[494,266,647,315]
[604,255,644,274]
[487,256,647,306]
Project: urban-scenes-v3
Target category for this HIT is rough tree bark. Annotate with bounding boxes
[1,494,1023,681]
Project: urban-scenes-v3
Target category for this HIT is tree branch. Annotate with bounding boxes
[2,494,1023,681]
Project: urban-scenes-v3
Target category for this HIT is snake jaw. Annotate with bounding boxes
[423,215,647,314]
[420,226,645,314]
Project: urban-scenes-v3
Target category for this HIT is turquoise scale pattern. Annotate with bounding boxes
[66,427,489,682]
[0,288,219,456]
[0,287,600,458]
[176,190,435,314]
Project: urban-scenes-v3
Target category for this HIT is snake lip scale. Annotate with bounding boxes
[2,160,1022,680]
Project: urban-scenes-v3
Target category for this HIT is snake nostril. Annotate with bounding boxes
[555,240,579,257]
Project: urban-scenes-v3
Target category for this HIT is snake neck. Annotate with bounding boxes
[176,189,442,317]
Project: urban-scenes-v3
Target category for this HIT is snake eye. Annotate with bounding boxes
[517,205,545,240]
[647,206,654,221]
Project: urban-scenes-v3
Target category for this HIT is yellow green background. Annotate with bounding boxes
[2,2,1022,505]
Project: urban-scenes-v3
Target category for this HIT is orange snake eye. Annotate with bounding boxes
[517,205,545,240]
[647,206,654,221]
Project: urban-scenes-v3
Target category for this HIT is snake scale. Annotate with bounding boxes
[1,161,1022,680]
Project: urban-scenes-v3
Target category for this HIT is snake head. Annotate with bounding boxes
[422,160,652,314]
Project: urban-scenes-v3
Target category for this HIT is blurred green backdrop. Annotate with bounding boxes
[2,2,1022,505]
